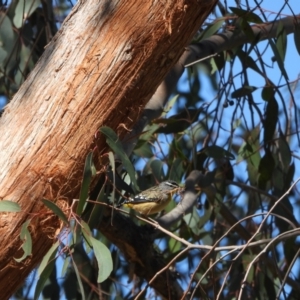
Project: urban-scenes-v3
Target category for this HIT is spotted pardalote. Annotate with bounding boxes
[120,180,180,215]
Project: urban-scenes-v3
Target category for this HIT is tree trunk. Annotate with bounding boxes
[0,0,217,297]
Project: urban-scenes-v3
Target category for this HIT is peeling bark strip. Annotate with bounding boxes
[0,0,217,297]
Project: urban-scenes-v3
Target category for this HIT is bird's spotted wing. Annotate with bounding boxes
[123,193,160,205]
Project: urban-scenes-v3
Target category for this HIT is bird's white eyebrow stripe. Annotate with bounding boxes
[165,181,179,187]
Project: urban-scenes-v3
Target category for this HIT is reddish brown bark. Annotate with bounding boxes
[0,0,217,297]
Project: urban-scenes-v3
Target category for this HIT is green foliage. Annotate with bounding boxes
[154,108,203,134]
[195,18,224,42]
[0,200,21,212]
[201,145,235,160]
[77,151,96,215]
[90,236,113,283]
[263,97,278,144]
[269,38,289,80]
[87,180,106,227]
[35,241,59,300]
[0,0,57,99]
[35,195,113,299]
[230,7,263,24]
[14,219,32,262]
[13,0,41,28]
[294,21,300,55]
[231,85,257,98]
[100,126,139,193]
[42,199,69,224]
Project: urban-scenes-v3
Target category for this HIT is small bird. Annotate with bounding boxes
[119,180,180,216]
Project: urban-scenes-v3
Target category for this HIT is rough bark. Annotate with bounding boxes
[0,0,217,298]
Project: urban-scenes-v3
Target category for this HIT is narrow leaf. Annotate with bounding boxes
[90,237,113,283]
[197,19,224,41]
[108,152,116,205]
[239,19,255,41]
[87,183,106,228]
[211,52,226,73]
[34,253,57,300]
[202,145,235,160]
[168,238,182,254]
[285,162,295,190]
[237,50,261,74]
[42,199,68,224]
[258,150,275,189]
[263,98,278,144]
[230,7,263,23]
[139,123,160,142]
[274,196,294,233]
[238,126,261,186]
[38,241,59,276]
[100,127,138,193]
[72,259,86,300]
[242,254,255,283]
[61,257,71,277]
[276,22,287,61]
[143,159,164,181]
[261,85,275,101]
[294,22,300,55]
[133,141,153,158]
[13,0,41,28]
[81,220,92,254]
[0,200,21,212]
[264,275,276,299]
[231,86,257,98]
[14,220,32,262]
[169,158,185,183]
[277,137,291,170]
[77,151,95,215]
[183,207,201,235]
[154,108,202,134]
[0,13,15,57]
[198,203,214,228]
[269,38,289,80]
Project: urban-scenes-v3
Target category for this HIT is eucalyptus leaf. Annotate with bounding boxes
[13,0,41,28]
[263,98,278,144]
[258,150,275,189]
[90,237,113,283]
[81,220,92,254]
[108,151,116,205]
[87,183,106,228]
[230,7,263,23]
[42,199,68,225]
[202,145,235,160]
[196,19,224,41]
[77,151,95,215]
[276,22,287,61]
[34,250,57,300]
[269,38,289,80]
[294,22,300,55]
[0,200,21,212]
[231,86,257,98]
[72,258,86,300]
[100,127,138,193]
[183,207,201,235]
[14,220,32,262]
[38,241,59,276]
[0,12,14,65]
